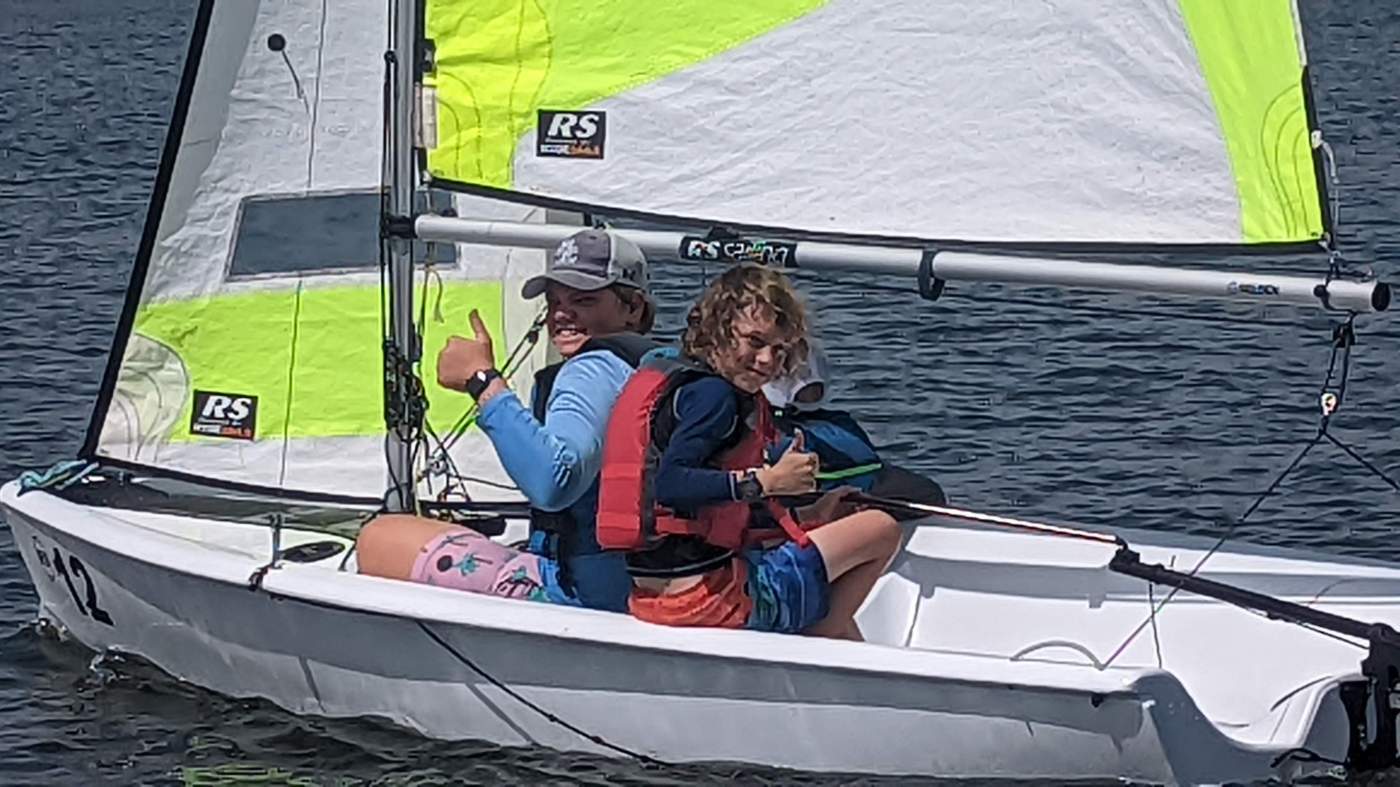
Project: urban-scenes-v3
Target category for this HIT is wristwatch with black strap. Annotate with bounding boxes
[464,368,502,401]
[735,468,765,502]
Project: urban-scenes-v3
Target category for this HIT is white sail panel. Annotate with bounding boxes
[92,0,547,500]
[426,0,1324,247]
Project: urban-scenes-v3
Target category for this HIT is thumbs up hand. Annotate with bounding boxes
[789,428,805,455]
[437,308,498,392]
[756,428,818,496]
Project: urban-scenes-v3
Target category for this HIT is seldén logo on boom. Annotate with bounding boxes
[190,390,258,441]
[536,110,606,159]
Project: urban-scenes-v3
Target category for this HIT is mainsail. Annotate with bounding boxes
[424,0,1328,249]
[80,0,1364,502]
[84,0,550,500]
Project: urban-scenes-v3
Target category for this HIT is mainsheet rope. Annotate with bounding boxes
[1102,311,1400,668]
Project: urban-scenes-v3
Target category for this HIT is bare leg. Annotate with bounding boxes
[802,510,902,640]
[355,514,460,580]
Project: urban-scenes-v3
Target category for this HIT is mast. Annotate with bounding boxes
[383,0,420,512]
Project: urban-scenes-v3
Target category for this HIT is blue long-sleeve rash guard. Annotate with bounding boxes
[652,376,746,511]
[476,350,634,554]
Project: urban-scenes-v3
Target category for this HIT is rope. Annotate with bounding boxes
[246,513,285,590]
[1323,432,1400,493]
[432,311,545,458]
[848,495,1122,546]
[1102,312,1399,668]
[1101,433,1326,667]
[1146,583,1163,669]
[415,311,545,501]
[17,460,98,496]
[416,621,668,768]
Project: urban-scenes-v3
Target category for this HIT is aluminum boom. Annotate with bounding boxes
[415,216,1389,313]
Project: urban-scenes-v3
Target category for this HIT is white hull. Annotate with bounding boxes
[4,479,1394,783]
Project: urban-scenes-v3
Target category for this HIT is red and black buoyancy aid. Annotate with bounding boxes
[595,356,810,559]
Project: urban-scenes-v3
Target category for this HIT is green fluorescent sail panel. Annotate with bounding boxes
[425,0,1327,247]
[130,283,504,443]
[424,0,826,187]
[1180,0,1323,243]
[95,0,551,498]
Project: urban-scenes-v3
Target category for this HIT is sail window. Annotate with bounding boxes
[229,190,456,278]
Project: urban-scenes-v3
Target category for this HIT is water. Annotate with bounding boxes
[2,0,1399,783]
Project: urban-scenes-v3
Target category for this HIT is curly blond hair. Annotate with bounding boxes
[682,265,808,376]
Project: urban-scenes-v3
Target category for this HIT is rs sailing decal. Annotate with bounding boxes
[679,235,798,267]
[536,110,606,159]
[190,390,259,440]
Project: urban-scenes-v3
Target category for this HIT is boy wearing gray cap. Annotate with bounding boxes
[358,229,656,612]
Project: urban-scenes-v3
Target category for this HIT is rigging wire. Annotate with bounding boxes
[1319,136,1344,278]
[1099,311,1400,668]
[416,621,668,768]
[421,419,521,497]
[1145,582,1163,669]
[413,311,545,501]
[432,311,546,457]
[1323,432,1400,493]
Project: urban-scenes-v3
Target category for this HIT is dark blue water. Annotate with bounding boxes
[2,1,1399,783]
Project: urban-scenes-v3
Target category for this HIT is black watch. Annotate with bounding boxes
[464,368,501,401]
[735,469,765,502]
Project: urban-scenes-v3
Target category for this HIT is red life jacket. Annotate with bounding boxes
[596,357,810,554]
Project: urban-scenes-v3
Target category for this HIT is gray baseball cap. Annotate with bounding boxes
[520,229,650,299]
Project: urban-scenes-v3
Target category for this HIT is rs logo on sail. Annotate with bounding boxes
[190,390,258,441]
[537,110,606,159]
[545,112,600,140]
[201,395,251,421]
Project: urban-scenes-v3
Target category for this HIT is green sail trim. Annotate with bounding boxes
[1180,0,1324,243]
[133,282,506,442]
[424,0,827,187]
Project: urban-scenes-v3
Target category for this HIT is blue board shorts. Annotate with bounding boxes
[530,553,631,609]
[525,532,632,612]
[744,541,831,634]
[560,550,633,612]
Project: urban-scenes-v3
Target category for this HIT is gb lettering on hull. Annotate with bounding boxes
[189,391,258,441]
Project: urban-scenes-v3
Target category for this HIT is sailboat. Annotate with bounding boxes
[4,0,1399,782]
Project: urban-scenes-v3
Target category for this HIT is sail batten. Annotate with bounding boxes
[425,0,1329,249]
